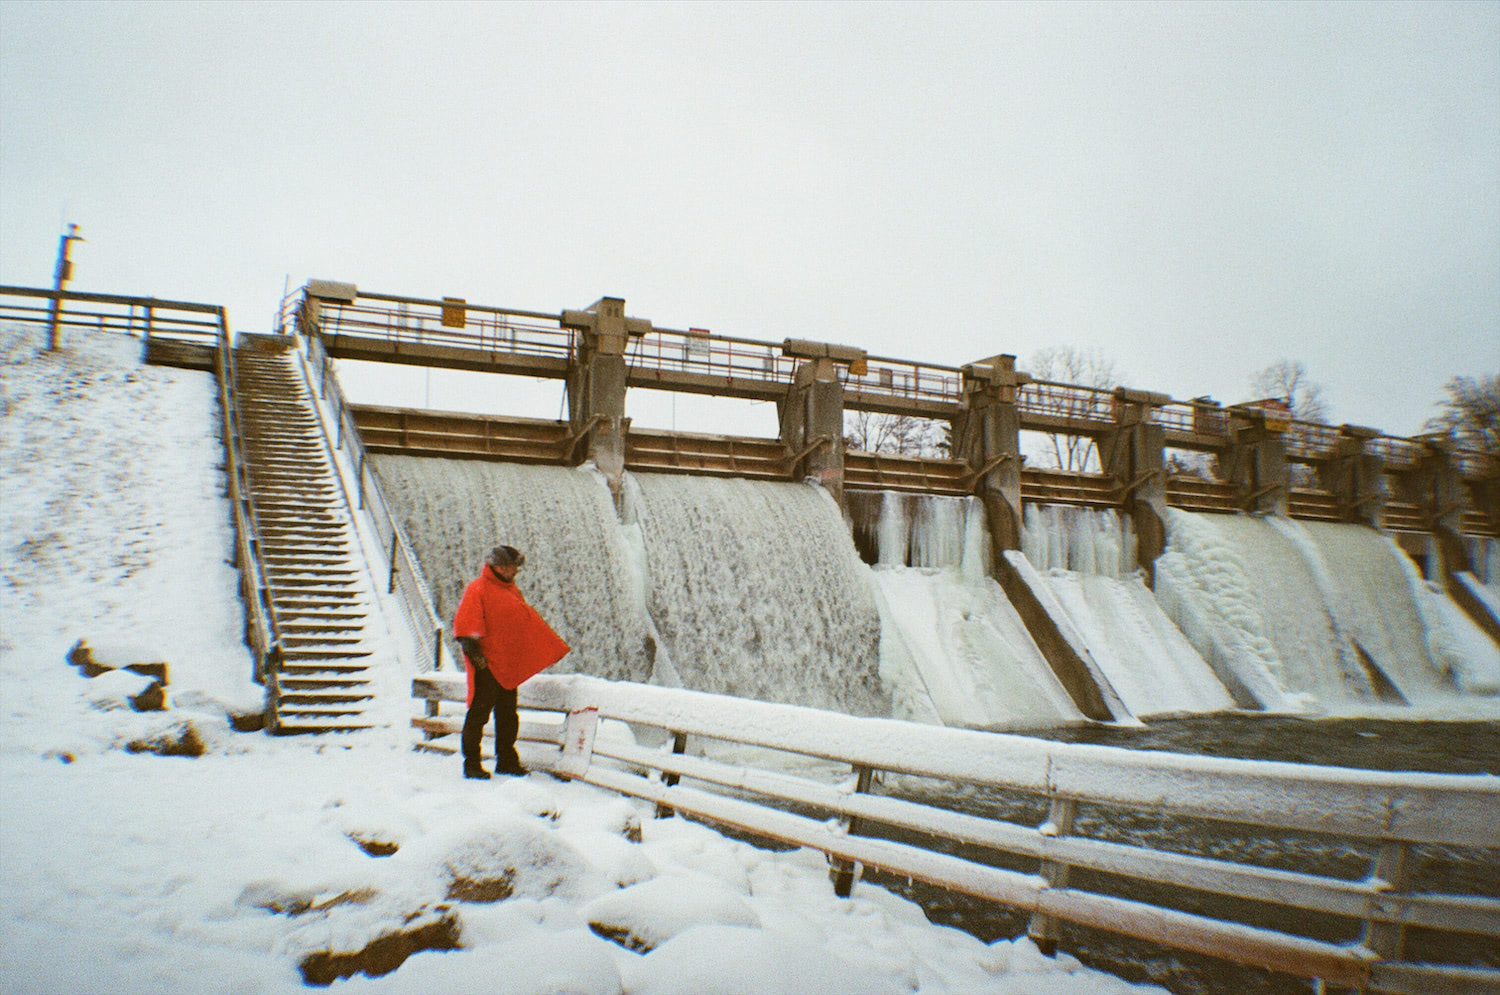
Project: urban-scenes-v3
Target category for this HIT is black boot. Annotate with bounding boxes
[463,760,491,780]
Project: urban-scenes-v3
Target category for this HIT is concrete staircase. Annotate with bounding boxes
[235,344,378,732]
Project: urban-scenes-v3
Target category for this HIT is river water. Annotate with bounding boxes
[864,715,1500,995]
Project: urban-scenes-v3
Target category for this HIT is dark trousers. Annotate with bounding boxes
[462,662,520,770]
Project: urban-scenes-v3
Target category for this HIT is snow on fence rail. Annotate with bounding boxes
[411,672,1500,994]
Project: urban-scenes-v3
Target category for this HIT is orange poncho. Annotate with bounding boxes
[453,568,570,701]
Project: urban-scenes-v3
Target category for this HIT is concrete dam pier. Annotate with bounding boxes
[291,281,1500,726]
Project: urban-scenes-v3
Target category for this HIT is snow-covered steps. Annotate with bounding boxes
[234,346,381,734]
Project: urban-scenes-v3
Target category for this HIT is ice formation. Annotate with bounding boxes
[372,445,1496,725]
[1155,509,1499,712]
[1021,503,1138,579]
[626,473,887,717]
[1020,505,1236,718]
[865,494,1084,730]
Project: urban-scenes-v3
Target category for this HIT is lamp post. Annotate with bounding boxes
[45,223,84,351]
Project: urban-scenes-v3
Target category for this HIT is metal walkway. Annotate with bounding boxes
[235,346,379,732]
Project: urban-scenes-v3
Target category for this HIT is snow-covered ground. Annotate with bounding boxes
[0,324,1156,993]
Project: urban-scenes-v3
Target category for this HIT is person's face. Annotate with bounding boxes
[490,562,519,583]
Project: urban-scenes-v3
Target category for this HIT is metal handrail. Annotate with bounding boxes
[0,284,223,348]
[300,330,455,673]
[210,310,284,704]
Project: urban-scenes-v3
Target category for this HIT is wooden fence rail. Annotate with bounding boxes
[414,672,1499,994]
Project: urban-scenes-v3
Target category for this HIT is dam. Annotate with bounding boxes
[7,280,1498,993]
[285,281,1500,727]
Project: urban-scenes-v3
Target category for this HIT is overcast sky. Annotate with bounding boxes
[2,1,1496,437]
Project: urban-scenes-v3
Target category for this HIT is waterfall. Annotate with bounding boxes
[624,473,888,717]
[1286,520,1489,704]
[1155,510,1499,712]
[372,455,653,683]
[370,446,1492,725]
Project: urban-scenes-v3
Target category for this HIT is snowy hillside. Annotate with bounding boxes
[0,324,1155,993]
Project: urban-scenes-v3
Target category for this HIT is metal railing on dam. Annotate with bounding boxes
[412,671,1500,995]
[285,282,1492,471]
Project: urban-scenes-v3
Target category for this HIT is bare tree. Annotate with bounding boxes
[1425,374,1499,456]
[1248,359,1329,424]
[843,411,949,457]
[1022,345,1120,472]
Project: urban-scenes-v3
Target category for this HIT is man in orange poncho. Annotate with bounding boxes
[453,544,570,779]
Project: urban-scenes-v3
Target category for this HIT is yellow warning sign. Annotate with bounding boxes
[441,297,467,328]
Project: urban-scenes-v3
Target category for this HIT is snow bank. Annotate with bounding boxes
[0,323,261,732]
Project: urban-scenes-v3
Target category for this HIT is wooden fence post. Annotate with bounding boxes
[1028,796,1077,956]
[1361,840,1411,968]
[655,732,689,818]
[832,764,874,897]
[388,532,400,593]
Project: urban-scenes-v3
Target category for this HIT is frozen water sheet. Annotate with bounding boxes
[629,473,887,716]
[374,456,653,683]
[862,493,1083,729]
[872,567,1085,730]
[1021,504,1234,718]
[1155,509,1500,715]
[1041,572,1236,718]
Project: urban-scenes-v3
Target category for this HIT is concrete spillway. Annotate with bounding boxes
[858,492,1085,730]
[1019,504,1237,719]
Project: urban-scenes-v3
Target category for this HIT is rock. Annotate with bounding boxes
[298,907,460,986]
[67,639,111,678]
[124,661,169,684]
[129,680,167,712]
[84,669,156,711]
[67,639,169,685]
[347,833,399,857]
[126,720,205,757]
[228,709,266,733]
